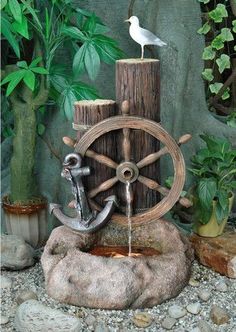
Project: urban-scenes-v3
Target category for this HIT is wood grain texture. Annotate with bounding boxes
[74,100,116,205]
[116,59,160,211]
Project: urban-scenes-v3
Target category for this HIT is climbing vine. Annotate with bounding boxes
[198,0,236,126]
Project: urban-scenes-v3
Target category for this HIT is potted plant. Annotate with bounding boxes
[1,0,123,247]
[190,134,236,237]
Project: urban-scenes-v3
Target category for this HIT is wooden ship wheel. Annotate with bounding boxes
[74,100,192,226]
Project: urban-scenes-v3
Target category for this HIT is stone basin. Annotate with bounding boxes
[41,219,193,309]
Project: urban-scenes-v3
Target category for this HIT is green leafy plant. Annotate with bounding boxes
[1,0,123,204]
[198,0,236,118]
[189,134,236,224]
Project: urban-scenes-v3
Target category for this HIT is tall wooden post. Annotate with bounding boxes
[74,100,116,205]
[116,59,160,211]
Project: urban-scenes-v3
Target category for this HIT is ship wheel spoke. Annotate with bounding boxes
[137,134,192,169]
[137,147,169,169]
[85,149,118,169]
[138,175,192,208]
[121,100,132,162]
[88,176,119,198]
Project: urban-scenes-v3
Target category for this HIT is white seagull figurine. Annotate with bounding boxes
[125,16,167,59]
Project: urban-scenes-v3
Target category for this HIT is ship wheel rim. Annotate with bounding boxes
[75,115,185,226]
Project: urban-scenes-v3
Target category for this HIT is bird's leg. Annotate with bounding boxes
[141,45,144,60]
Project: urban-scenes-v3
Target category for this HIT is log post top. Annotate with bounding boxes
[74,99,115,107]
[117,59,159,64]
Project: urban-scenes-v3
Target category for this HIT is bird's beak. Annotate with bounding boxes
[124,19,130,23]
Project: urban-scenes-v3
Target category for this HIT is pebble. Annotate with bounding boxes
[85,314,96,326]
[16,290,38,305]
[0,276,12,289]
[161,316,177,329]
[132,312,153,328]
[168,305,187,319]
[186,302,201,315]
[198,320,214,332]
[190,328,200,332]
[94,322,109,332]
[210,304,230,325]
[189,278,200,287]
[1,315,9,325]
[215,281,228,292]
[14,300,82,332]
[198,289,211,302]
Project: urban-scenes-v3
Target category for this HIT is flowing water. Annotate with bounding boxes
[125,181,132,256]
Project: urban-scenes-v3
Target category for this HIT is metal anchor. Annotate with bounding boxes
[50,153,118,233]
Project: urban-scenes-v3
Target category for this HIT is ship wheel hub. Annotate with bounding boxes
[116,162,139,183]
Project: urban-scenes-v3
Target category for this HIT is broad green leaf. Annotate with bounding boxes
[209,82,223,94]
[216,54,230,74]
[37,123,45,135]
[20,0,42,29]
[217,191,229,210]
[197,22,211,35]
[9,0,22,23]
[5,70,26,96]
[23,70,35,90]
[202,68,214,82]
[62,90,77,120]
[49,73,70,93]
[71,82,100,100]
[234,45,236,52]
[215,200,228,224]
[61,26,87,42]
[1,70,25,85]
[211,35,224,50]
[1,16,20,58]
[83,14,97,34]
[31,67,49,74]
[17,60,28,69]
[220,28,234,42]
[29,57,42,68]
[202,46,216,60]
[73,43,87,76]
[209,4,228,23]
[1,0,7,10]
[84,43,100,80]
[12,15,29,39]
[233,20,236,33]
[94,42,124,64]
[197,178,217,208]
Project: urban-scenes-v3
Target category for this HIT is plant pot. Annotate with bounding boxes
[194,194,234,237]
[2,196,48,248]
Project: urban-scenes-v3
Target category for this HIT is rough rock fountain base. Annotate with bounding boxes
[41,219,193,309]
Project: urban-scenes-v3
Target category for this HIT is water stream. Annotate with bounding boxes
[125,181,132,256]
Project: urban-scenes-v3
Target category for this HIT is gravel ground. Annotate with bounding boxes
[1,259,236,332]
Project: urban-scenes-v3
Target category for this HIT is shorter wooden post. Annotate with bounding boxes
[73,100,116,205]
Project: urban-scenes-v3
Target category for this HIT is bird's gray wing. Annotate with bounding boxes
[139,27,159,42]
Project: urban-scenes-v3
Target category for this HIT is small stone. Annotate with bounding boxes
[14,300,82,332]
[1,315,9,325]
[215,281,228,292]
[168,305,187,319]
[198,320,213,332]
[189,328,201,332]
[132,312,153,328]
[16,290,38,305]
[161,317,177,329]
[189,278,200,287]
[1,235,35,270]
[210,305,230,325]
[94,322,109,332]
[85,314,96,326]
[0,276,12,289]
[198,289,211,302]
[187,302,201,315]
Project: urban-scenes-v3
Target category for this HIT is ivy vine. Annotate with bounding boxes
[198,0,236,127]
